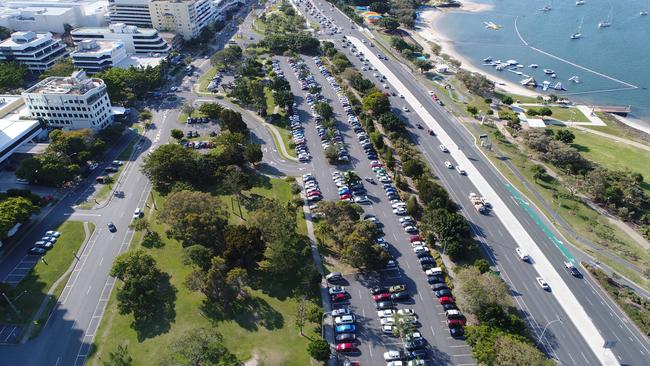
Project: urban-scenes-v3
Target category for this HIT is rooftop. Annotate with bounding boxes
[72,39,123,54]
[0,31,52,47]
[71,23,159,36]
[24,71,104,95]
[116,54,163,69]
[0,95,40,154]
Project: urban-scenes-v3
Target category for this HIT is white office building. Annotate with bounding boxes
[107,0,152,27]
[0,95,44,165]
[71,39,128,73]
[0,31,68,72]
[149,0,214,40]
[71,22,170,54]
[22,71,114,131]
[0,0,108,34]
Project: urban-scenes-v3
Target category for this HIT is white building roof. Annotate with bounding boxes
[115,54,163,69]
[526,118,547,128]
[0,96,41,158]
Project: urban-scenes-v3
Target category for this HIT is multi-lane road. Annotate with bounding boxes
[294,0,650,365]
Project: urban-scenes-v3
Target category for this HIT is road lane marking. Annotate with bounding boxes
[86,286,91,295]
[430,325,435,337]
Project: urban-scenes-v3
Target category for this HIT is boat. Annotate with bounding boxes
[543,68,555,74]
[520,77,537,87]
[542,81,551,91]
[641,11,648,16]
[483,56,493,62]
[598,7,612,28]
[552,82,565,91]
[506,59,518,65]
[576,0,585,5]
[483,21,503,30]
[550,73,557,78]
[571,17,584,39]
[496,64,506,71]
[516,64,524,68]
[569,75,580,83]
[529,64,539,68]
[539,1,552,12]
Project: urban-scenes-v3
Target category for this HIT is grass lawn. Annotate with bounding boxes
[471,124,650,290]
[178,110,206,124]
[88,175,317,366]
[197,66,218,94]
[3,221,92,328]
[520,105,589,122]
[560,127,650,195]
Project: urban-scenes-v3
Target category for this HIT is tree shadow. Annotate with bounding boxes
[132,272,177,341]
[201,294,284,331]
[571,143,590,153]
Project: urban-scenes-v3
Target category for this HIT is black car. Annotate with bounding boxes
[375,300,394,310]
[391,291,410,301]
[441,303,457,311]
[28,247,46,255]
[419,257,435,266]
[431,283,448,291]
[407,349,428,360]
[427,275,445,284]
[107,222,117,232]
[404,338,426,350]
[435,289,453,298]
[370,286,388,295]
[421,262,435,271]
[416,251,432,259]
[335,333,356,343]
[449,326,465,338]
[104,166,118,173]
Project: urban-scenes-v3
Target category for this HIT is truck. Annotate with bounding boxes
[469,193,489,214]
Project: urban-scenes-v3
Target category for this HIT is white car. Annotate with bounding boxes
[428,90,435,95]
[328,286,345,295]
[380,317,395,325]
[444,161,453,169]
[413,245,426,254]
[439,145,449,152]
[407,360,426,366]
[403,226,417,233]
[387,362,404,366]
[378,309,396,318]
[384,350,403,361]
[354,195,371,204]
[399,216,414,223]
[382,325,396,335]
[331,307,350,316]
[391,201,406,208]
[393,207,408,215]
[515,247,530,261]
[133,208,143,219]
[536,277,550,290]
[407,331,423,340]
[334,315,355,324]
[402,106,409,112]
[397,309,416,317]
[456,166,466,175]
[399,94,405,98]
[45,230,61,238]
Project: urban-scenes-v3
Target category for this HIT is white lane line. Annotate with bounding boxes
[418,292,423,301]
[86,286,91,295]
[430,325,435,337]
[98,257,103,266]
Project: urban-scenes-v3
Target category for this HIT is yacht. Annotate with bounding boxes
[550,73,557,78]
[539,5,552,12]
[599,8,613,28]
[529,64,539,68]
[543,68,555,74]
[569,76,580,83]
[553,82,565,91]
[576,0,585,5]
[506,59,518,65]
[571,17,584,39]
[641,11,648,16]
[516,64,524,68]
[542,80,551,91]
[483,56,493,62]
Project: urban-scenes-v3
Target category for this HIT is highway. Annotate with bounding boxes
[295,0,650,365]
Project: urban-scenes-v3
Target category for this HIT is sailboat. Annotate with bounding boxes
[539,0,552,12]
[598,7,612,28]
[571,17,584,39]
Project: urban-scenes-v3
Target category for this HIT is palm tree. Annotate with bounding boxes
[343,170,361,187]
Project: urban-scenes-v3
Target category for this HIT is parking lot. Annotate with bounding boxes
[2,255,39,285]
[283,53,475,365]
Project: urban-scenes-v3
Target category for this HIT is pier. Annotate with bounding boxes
[593,105,631,116]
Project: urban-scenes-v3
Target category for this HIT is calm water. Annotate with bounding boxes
[428,0,650,118]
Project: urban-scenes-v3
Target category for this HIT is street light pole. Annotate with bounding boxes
[537,318,562,346]
[1,292,20,316]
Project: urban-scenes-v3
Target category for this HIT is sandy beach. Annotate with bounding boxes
[414,7,540,99]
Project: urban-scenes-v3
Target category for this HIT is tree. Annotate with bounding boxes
[110,250,174,326]
[343,170,361,187]
[158,190,228,249]
[378,112,405,134]
[393,312,417,339]
[219,109,248,134]
[307,338,331,361]
[538,107,553,116]
[211,45,243,68]
[455,267,512,315]
[476,303,528,337]
[369,2,390,13]
[223,225,265,270]
[183,245,214,271]
[0,26,11,40]
[456,71,494,96]
[0,61,27,91]
[0,197,39,239]
[102,344,133,366]
[494,335,554,366]
[96,65,163,104]
[170,129,184,140]
[362,91,391,115]
[141,144,200,191]
[402,159,424,178]
[501,96,514,105]
[128,218,152,235]
[555,129,575,144]
[341,232,390,270]
[295,297,307,336]
[531,164,546,182]
[244,143,263,164]
[15,152,80,187]
[314,102,333,119]
[181,103,195,118]
[163,328,240,366]
[474,258,491,273]
[414,59,433,73]
[222,167,250,217]
[274,89,294,110]
[467,106,479,115]
[324,145,340,164]
[415,178,454,210]
[378,17,400,32]
[306,302,323,323]
[39,59,76,80]
[198,103,223,120]
[406,195,421,218]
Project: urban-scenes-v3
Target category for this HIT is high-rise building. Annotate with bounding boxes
[0,0,108,34]
[0,31,68,72]
[71,23,170,54]
[22,71,114,131]
[149,0,214,40]
[107,0,152,27]
[71,40,128,73]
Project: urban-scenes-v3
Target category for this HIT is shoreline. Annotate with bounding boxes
[415,7,540,99]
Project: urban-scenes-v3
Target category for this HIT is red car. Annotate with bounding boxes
[409,235,423,242]
[331,293,347,302]
[447,318,466,327]
[339,193,351,200]
[432,94,438,101]
[373,293,391,302]
[307,191,322,197]
[439,296,455,305]
[336,342,358,352]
